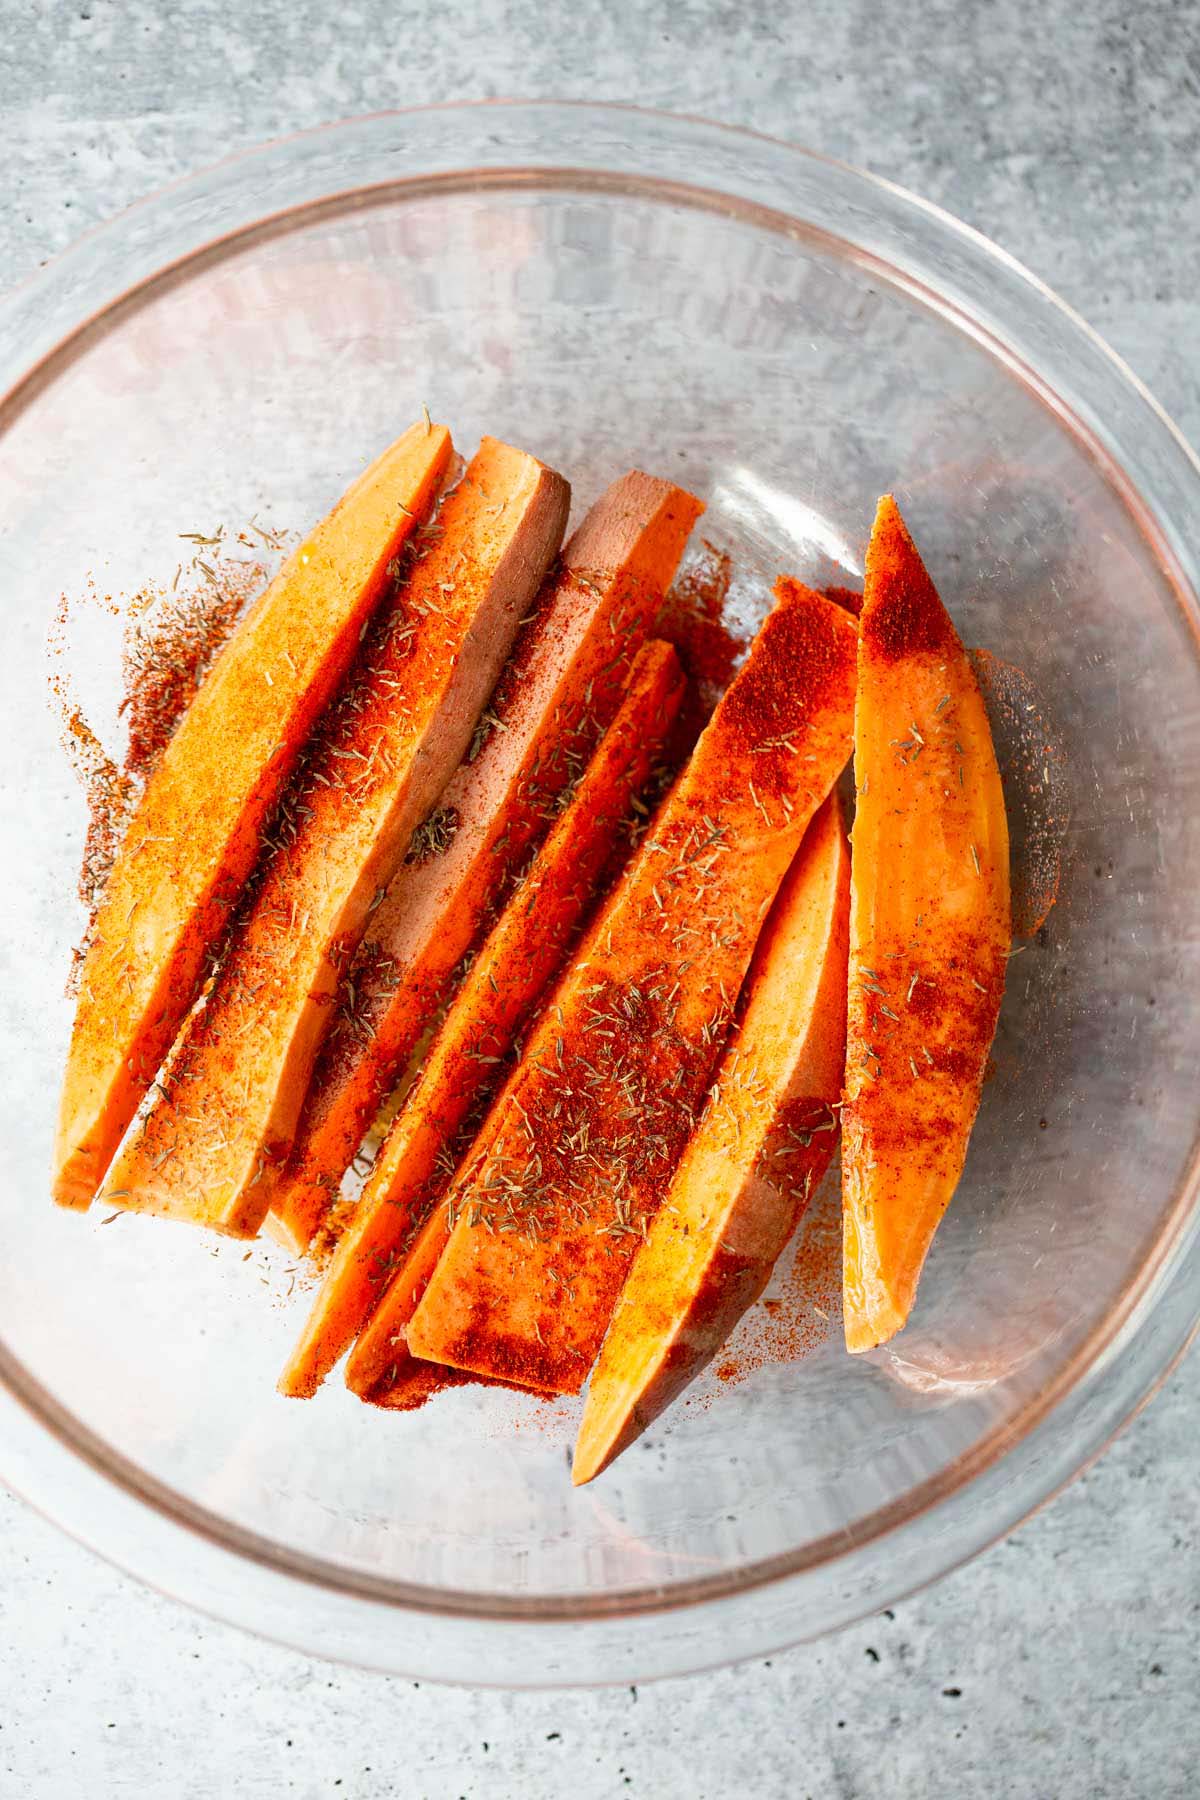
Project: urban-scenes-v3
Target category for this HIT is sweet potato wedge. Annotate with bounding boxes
[404,579,858,1395]
[100,439,569,1237]
[280,640,685,1397]
[52,422,453,1208]
[572,795,850,1483]
[344,1166,467,1401]
[842,497,1010,1352]
[268,472,703,1251]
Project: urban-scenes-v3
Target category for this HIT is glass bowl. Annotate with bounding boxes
[1,102,1198,1687]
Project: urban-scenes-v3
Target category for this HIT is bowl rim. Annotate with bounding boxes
[2,97,1198,1683]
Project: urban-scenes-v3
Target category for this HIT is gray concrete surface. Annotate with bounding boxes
[2,1,1198,1794]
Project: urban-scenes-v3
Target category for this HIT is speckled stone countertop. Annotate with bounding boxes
[2,3,1198,1795]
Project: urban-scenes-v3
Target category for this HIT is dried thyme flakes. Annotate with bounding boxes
[405,803,460,865]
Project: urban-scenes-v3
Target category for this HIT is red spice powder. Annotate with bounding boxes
[64,707,134,924]
[370,1360,478,1412]
[50,547,268,982]
[822,582,863,619]
[368,1357,558,1414]
[47,586,130,932]
[654,540,745,731]
[718,576,858,797]
[861,497,958,665]
[121,571,251,785]
[687,1165,843,1400]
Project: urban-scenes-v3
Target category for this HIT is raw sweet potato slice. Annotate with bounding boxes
[842,497,1010,1353]
[280,640,685,1397]
[100,439,569,1238]
[572,795,850,1483]
[268,472,703,1251]
[344,1168,466,1400]
[52,422,453,1208]
[404,579,858,1395]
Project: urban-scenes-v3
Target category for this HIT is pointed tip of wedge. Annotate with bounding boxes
[276,1371,316,1401]
[843,1311,902,1356]
[276,1343,322,1400]
[52,1121,105,1209]
[870,492,921,555]
[843,1268,912,1354]
[572,1378,655,1487]
[571,1414,618,1487]
[570,1448,599,1488]
[401,417,452,458]
[52,1169,97,1212]
[861,492,960,668]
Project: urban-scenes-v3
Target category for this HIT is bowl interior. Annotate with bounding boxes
[3,155,1200,1621]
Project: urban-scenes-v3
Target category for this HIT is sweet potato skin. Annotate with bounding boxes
[268,473,703,1252]
[405,580,858,1395]
[53,423,453,1209]
[572,795,850,1483]
[100,440,569,1238]
[842,497,1010,1352]
[279,640,685,1398]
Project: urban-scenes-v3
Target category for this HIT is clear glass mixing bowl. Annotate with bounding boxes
[1,103,1198,1686]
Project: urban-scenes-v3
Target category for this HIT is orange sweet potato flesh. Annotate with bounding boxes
[344,1168,465,1400]
[100,439,569,1238]
[404,579,858,1395]
[267,472,703,1252]
[842,497,1010,1352]
[52,422,453,1208]
[573,794,850,1483]
[281,640,685,1398]
[352,1100,609,1403]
